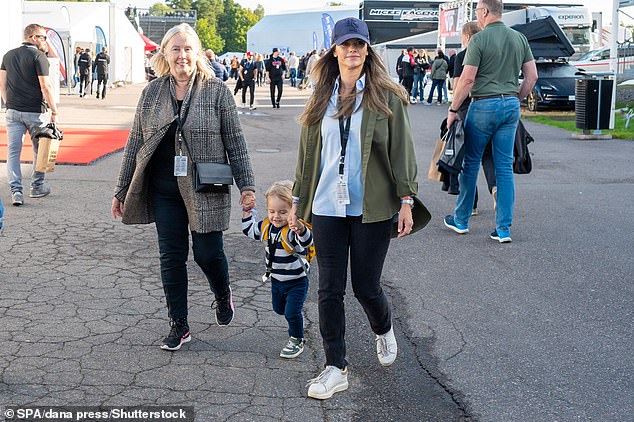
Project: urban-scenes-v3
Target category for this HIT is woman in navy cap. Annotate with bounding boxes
[289,17,418,399]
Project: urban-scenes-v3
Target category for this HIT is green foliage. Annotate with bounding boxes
[149,3,172,16]
[197,17,224,52]
[167,0,194,9]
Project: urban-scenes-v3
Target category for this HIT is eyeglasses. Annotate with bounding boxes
[340,39,367,48]
[475,7,487,14]
[34,35,47,41]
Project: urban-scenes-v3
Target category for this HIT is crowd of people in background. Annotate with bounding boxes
[396,46,456,105]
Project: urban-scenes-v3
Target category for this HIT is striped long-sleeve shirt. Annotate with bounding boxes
[242,216,313,282]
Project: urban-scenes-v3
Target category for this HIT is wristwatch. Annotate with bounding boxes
[448,108,458,113]
[400,198,414,206]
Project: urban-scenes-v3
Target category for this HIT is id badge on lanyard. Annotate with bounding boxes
[337,116,351,207]
[174,131,188,176]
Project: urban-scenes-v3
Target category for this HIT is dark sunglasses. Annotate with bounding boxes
[34,35,47,41]
[340,39,367,48]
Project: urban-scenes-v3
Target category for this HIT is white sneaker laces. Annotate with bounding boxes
[377,336,390,358]
[306,366,335,388]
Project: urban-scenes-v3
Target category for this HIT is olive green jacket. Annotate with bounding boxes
[293,90,418,223]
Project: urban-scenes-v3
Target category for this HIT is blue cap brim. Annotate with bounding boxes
[334,34,370,46]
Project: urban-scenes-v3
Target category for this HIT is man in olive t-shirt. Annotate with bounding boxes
[444,0,537,243]
[0,23,58,206]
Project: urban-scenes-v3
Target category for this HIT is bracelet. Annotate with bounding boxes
[448,108,457,113]
[401,198,414,206]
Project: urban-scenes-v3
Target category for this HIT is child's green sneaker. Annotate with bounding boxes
[280,336,304,359]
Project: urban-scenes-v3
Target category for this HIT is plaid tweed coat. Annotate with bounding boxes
[114,74,255,233]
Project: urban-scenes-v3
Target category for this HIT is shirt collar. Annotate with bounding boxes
[333,73,366,96]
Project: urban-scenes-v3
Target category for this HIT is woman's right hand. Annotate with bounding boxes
[111,197,124,219]
[288,204,299,231]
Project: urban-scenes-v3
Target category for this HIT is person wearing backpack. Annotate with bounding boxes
[242,180,314,359]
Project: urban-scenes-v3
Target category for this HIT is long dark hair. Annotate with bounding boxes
[299,44,407,127]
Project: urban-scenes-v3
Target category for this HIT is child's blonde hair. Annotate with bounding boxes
[265,180,293,206]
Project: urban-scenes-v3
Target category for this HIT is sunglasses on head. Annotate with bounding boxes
[340,39,367,48]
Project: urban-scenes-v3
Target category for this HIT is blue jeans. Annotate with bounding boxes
[411,73,425,101]
[443,78,449,102]
[289,68,297,87]
[271,277,309,338]
[5,109,47,194]
[427,79,445,104]
[454,97,520,235]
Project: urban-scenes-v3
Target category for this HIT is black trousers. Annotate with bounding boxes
[402,75,414,96]
[151,177,230,321]
[312,214,393,369]
[79,73,90,95]
[96,73,107,98]
[270,79,283,106]
[241,79,255,106]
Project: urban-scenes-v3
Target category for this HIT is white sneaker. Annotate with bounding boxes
[306,366,348,400]
[376,326,397,366]
[241,103,246,108]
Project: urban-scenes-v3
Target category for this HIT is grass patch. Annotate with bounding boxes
[522,111,634,140]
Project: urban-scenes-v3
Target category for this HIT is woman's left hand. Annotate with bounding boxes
[397,203,414,238]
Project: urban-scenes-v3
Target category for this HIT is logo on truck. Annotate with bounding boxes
[368,8,438,20]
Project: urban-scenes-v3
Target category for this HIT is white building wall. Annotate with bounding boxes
[1,0,24,65]
[246,8,357,56]
[22,1,145,84]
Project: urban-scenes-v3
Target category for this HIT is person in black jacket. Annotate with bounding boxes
[94,47,110,99]
[205,49,228,81]
[400,47,416,103]
[239,52,257,109]
[77,48,92,98]
[266,48,287,108]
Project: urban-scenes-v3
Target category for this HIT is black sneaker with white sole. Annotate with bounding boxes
[160,318,191,351]
[490,230,512,243]
[213,286,234,326]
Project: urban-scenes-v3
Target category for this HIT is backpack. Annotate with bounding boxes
[260,217,316,273]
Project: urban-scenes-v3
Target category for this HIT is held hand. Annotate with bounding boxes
[288,204,299,231]
[290,218,305,235]
[397,204,414,238]
[240,191,256,210]
[111,197,124,219]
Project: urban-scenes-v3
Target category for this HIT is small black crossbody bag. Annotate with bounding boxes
[173,79,234,194]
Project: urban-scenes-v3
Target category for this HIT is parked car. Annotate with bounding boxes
[570,45,634,75]
[522,61,581,111]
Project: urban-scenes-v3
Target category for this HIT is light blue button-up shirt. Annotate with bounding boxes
[312,74,365,218]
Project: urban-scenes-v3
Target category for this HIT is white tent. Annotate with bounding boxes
[22,1,146,85]
[246,7,357,56]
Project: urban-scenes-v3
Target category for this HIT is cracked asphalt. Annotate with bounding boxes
[1,81,632,421]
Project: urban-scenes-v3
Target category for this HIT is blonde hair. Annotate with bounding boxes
[265,180,293,206]
[462,21,481,37]
[150,23,213,80]
[299,44,407,126]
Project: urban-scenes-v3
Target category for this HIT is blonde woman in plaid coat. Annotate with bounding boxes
[112,24,255,351]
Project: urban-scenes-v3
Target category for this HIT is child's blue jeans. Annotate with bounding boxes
[271,277,309,339]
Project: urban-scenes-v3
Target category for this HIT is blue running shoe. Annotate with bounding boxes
[490,230,512,243]
[443,215,469,234]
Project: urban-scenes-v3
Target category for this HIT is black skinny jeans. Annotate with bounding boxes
[270,79,283,105]
[241,79,255,106]
[151,176,230,321]
[312,214,393,369]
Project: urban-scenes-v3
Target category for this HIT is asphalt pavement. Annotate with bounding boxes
[0,79,632,422]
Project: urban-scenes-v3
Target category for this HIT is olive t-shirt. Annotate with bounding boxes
[0,43,50,113]
[463,21,534,97]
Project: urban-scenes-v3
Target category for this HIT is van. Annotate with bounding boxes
[570,46,634,75]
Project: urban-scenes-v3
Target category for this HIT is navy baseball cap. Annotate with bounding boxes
[332,17,370,46]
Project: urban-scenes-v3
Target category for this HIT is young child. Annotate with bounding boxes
[242,180,313,358]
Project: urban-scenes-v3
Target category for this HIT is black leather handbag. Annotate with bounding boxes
[192,162,233,193]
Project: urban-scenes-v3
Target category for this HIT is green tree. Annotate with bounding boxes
[149,3,172,16]
[167,0,193,10]
[197,17,224,52]
[217,0,263,52]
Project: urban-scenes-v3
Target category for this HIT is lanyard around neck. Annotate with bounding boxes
[338,116,351,178]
